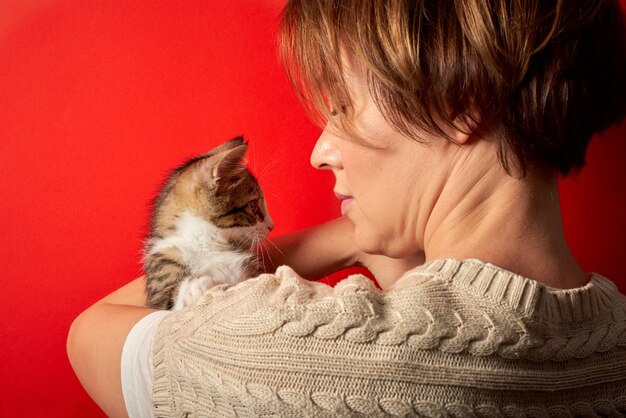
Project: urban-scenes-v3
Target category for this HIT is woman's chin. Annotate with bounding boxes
[355,228,421,259]
[354,228,393,256]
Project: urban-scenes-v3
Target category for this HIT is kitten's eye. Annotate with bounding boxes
[222,203,247,217]
[220,199,259,218]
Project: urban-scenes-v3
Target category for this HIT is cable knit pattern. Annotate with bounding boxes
[152,259,626,417]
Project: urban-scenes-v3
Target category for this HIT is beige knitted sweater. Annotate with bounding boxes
[152,259,626,417]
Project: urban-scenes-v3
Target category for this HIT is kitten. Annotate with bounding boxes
[143,136,273,310]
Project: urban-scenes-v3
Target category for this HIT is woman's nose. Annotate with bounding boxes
[310,127,343,170]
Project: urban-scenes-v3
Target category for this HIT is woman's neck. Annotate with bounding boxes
[422,141,588,289]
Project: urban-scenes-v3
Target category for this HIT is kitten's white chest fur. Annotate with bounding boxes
[148,210,259,310]
[149,210,252,283]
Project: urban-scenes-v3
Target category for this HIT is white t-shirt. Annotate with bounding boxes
[121,310,172,418]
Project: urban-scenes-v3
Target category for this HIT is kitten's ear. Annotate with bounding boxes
[208,136,245,155]
[212,144,248,194]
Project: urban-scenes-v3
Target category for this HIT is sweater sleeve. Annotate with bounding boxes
[150,266,381,417]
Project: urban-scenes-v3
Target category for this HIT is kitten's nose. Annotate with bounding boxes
[265,217,274,232]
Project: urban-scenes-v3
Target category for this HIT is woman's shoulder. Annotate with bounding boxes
[396,258,626,356]
[150,260,626,417]
[155,259,626,358]
[151,262,511,352]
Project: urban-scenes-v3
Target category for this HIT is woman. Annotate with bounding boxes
[68,0,626,416]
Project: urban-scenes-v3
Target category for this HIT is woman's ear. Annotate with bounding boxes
[447,111,480,145]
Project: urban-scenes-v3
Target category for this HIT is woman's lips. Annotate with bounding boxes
[335,192,354,215]
[341,198,354,215]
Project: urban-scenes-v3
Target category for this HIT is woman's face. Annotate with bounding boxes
[310,65,454,257]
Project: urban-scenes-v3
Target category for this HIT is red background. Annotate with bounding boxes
[0,1,624,416]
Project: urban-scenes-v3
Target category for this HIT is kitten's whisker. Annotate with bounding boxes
[237,237,248,252]
[265,237,286,259]
[251,236,266,273]
[247,233,257,248]
[254,236,266,263]
[257,239,267,273]
[260,239,272,273]
[264,190,280,200]
[259,158,281,181]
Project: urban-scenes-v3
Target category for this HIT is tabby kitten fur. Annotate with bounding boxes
[144,137,273,310]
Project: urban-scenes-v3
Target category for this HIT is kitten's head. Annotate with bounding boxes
[153,137,273,249]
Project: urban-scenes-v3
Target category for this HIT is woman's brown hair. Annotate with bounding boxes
[279,0,626,175]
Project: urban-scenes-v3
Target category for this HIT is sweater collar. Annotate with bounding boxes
[403,258,622,324]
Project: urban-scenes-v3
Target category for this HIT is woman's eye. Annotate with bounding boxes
[330,105,348,116]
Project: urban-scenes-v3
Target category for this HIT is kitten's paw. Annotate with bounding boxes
[184,276,224,306]
[173,276,225,311]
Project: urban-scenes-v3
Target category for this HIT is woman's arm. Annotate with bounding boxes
[260,216,424,288]
[67,218,422,417]
[67,220,359,417]
[259,217,360,279]
[67,276,156,418]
